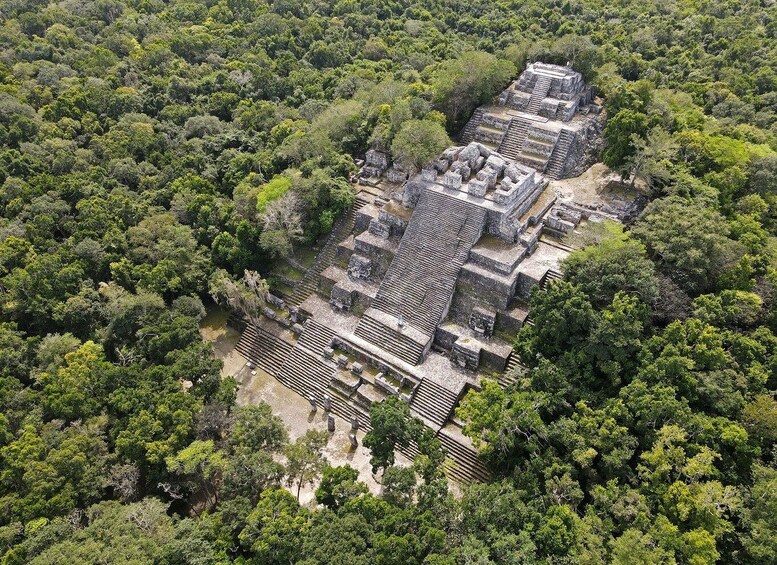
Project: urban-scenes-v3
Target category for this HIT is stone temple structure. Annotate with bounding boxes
[234,64,612,484]
[460,62,602,178]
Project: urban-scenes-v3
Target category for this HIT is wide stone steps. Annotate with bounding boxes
[438,428,490,483]
[235,324,293,374]
[459,108,485,144]
[358,190,486,363]
[410,379,460,428]
[297,319,337,355]
[545,130,573,179]
[288,196,370,306]
[276,347,335,404]
[498,117,530,159]
[354,313,427,366]
[527,75,552,114]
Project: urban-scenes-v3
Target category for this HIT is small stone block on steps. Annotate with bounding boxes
[421,168,436,182]
[444,171,462,189]
[323,347,334,359]
[336,354,349,368]
[291,323,304,336]
[351,362,363,375]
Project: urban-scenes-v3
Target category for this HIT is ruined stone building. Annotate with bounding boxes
[235,63,620,484]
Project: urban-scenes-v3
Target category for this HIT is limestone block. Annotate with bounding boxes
[473,155,485,172]
[476,143,492,158]
[442,147,461,162]
[336,354,349,368]
[323,347,334,359]
[368,218,390,239]
[476,169,498,189]
[347,254,372,280]
[267,294,285,310]
[330,285,353,312]
[451,337,481,371]
[386,166,407,183]
[433,158,449,172]
[351,362,363,375]
[444,171,462,190]
[467,179,487,198]
[469,306,497,338]
[262,306,276,320]
[484,154,505,174]
[421,168,437,182]
[365,149,389,168]
[450,160,471,179]
[504,163,523,182]
[291,323,304,336]
[459,143,480,166]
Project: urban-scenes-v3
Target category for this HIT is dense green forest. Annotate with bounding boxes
[0,0,776,562]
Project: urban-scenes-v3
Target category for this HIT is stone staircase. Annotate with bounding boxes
[235,323,293,375]
[438,427,490,483]
[544,129,573,179]
[527,75,552,114]
[517,128,558,172]
[498,352,522,388]
[541,268,563,288]
[497,117,531,160]
[409,378,460,428]
[355,190,486,365]
[288,195,370,306]
[353,311,429,366]
[276,346,335,404]
[459,108,485,144]
[297,319,337,355]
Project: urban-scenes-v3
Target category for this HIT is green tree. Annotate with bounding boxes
[631,196,744,295]
[284,430,329,501]
[431,51,516,129]
[315,464,367,510]
[239,487,310,563]
[563,236,659,307]
[363,396,424,475]
[390,119,451,173]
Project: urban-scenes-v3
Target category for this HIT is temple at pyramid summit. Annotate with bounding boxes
[233,63,637,484]
[460,61,602,178]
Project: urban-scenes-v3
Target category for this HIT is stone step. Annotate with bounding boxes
[353,314,426,365]
[297,319,337,355]
[276,347,335,403]
[235,324,293,374]
[545,130,573,179]
[540,269,563,289]
[497,117,531,159]
[498,352,522,388]
[409,379,459,428]
[459,108,485,144]
[359,190,486,362]
[437,428,490,483]
[527,75,552,114]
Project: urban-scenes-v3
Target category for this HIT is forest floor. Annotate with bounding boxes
[201,308,411,506]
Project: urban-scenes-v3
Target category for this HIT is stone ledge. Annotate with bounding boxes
[362,308,430,348]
